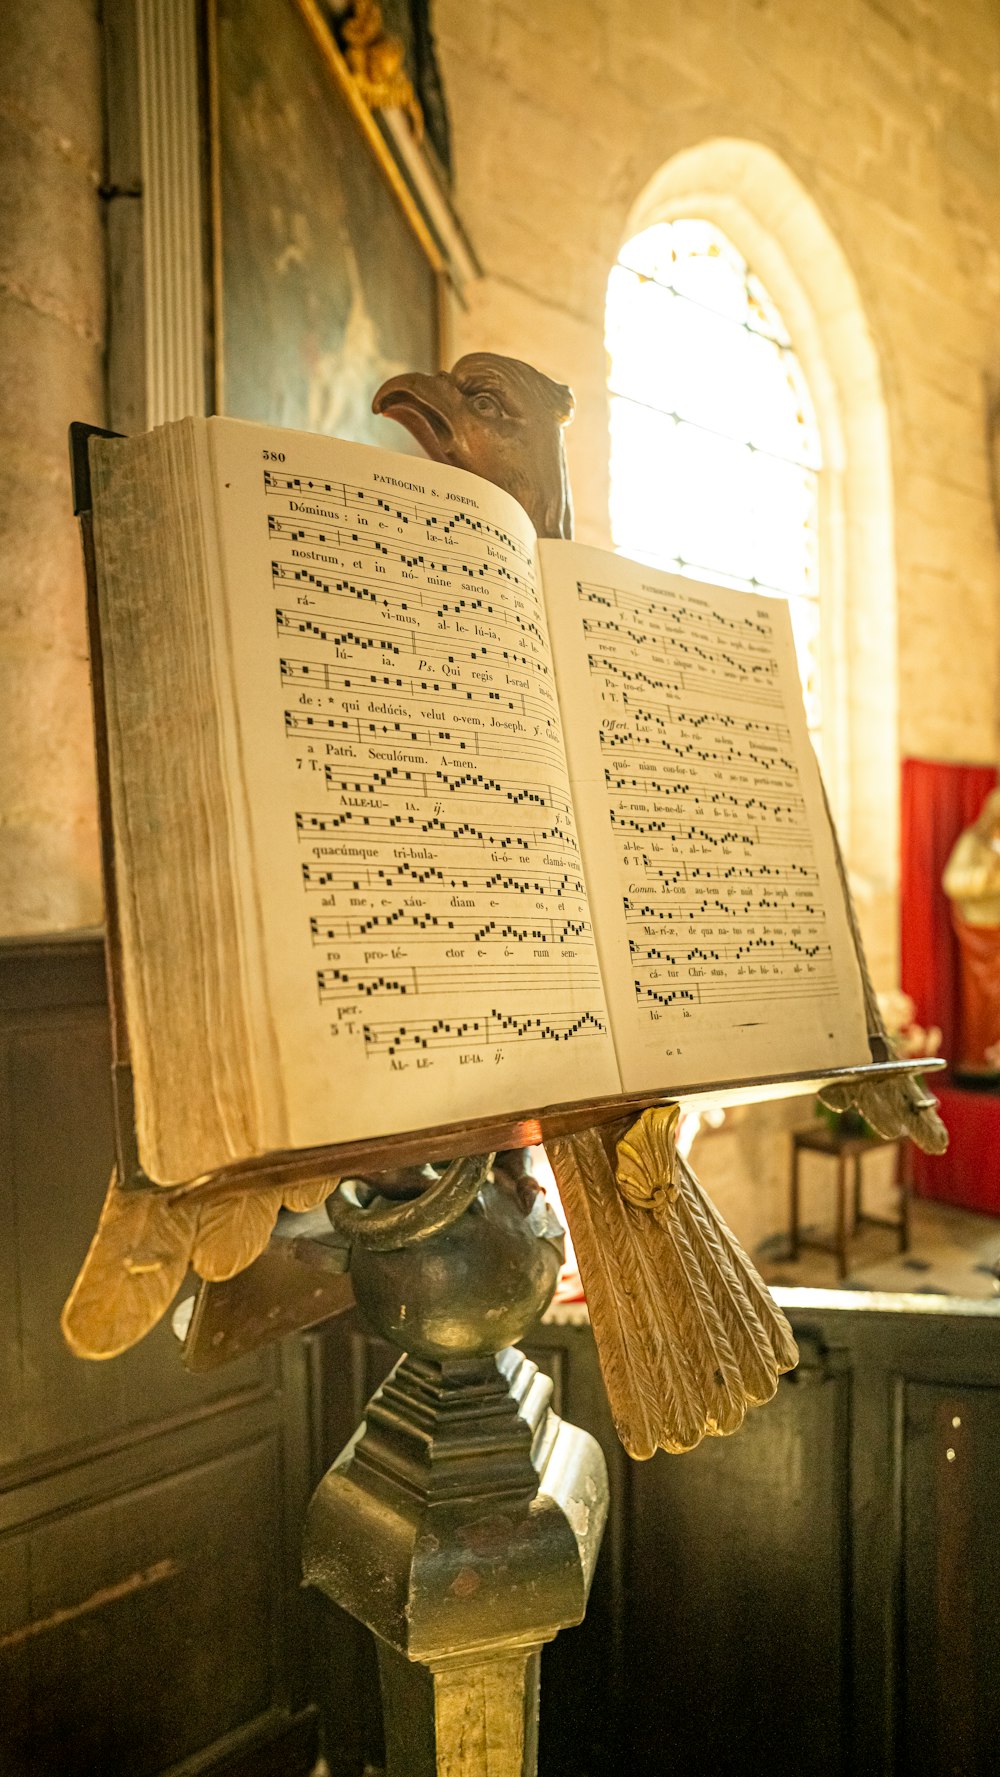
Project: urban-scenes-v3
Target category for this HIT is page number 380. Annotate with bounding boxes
[262,449,285,462]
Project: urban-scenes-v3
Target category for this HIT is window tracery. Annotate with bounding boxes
[606,218,823,740]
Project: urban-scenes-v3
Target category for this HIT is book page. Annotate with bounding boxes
[537,541,871,1091]
[204,421,619,1152]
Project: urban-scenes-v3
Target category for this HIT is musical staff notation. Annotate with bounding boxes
[312,908,591,945]
[263,467,535,568]
[358,1008,608,1056]
[296,805,575,851]
[274,596,544,676]
[573,569,843,1033]
[252,453,610,1072]
[268,512,537,606]
[284,708,561,773]
[270,558,546,653]
[322,766,573,817]
[300,860,586,898]
[317,963,602,1003]
[634,976,836,1012]
[277,648,557,722]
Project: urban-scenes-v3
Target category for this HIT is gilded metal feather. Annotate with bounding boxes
[548,1110,798,1460]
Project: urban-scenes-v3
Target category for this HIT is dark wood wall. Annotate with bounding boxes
[0,935,319,1776]
[4,933,1000,1775]
[314,1298,1000,1777]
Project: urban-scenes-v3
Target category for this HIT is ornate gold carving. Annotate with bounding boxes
[61,1172,200,1360]
[817,1072,948,1151]
[615,1104,680,1213]
[341,0,424,136]
[280,1175,342,1213]
[818,775,947,1153]
[190,1184,285,1281]
[547,1117,798,1460]
[61,1172,343,1359]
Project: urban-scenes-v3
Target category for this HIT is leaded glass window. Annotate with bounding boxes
[606,218,824,739]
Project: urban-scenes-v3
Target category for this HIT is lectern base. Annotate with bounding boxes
[304,1346,608,1777]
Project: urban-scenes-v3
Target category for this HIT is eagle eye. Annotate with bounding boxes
[469,390,504,418]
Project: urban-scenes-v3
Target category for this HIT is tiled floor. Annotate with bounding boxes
[757,1193,1000,1298]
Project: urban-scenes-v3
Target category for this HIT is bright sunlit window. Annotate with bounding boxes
[606,218,824,739]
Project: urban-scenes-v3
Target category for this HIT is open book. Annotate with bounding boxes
[88,418,871,1185]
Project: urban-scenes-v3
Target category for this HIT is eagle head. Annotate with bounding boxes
[373,353,575,540]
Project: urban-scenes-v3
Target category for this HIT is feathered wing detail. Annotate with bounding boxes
[817,1072,948,1153]
[62,1172,343,1359]
[817,776,948,1155]
[548,1112,798,1460]
[61,1170,199,1360]
[189,1185,284,1281]
[280,1176,340,1213]
[548,1122,689,1460]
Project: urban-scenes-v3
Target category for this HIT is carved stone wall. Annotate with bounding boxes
[2,0,998,972]
[0,1,104,935]
[434,0,1000,1247]
[436,0,1000,977]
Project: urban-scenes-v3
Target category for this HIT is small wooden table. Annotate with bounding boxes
[789,1125,911,1280]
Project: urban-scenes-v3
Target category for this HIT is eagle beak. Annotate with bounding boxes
[372,372,458,463]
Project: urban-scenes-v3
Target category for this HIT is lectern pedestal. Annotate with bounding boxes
[302,1169,608,1776]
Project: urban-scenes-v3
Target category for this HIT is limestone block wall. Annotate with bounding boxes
[0,0,105,934]
[437,0,1000,961]
[434,0,1000,1247]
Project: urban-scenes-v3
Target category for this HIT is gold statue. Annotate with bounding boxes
[943,787,1000,1071]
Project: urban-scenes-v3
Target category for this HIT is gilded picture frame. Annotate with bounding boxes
[205,0,475,446]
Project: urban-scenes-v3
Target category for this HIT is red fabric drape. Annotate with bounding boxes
[900,757,1000,1213]
[900,757,997,1064]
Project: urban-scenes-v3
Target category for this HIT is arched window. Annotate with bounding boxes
[606,218,824,742]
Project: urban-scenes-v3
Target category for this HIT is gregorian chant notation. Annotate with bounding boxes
[605,778,804,817]
[610,810,812,847]
[311,909,592,945]
[263,466,535,568]
[268,513,536,605]
[300,860,586,898]
[275,599,544,676]
[284,709,560,772]
[301,856,589,895]
[271,560,545,651]
[635,976,832,1011]
[623,888,820,921]
[628,935,831,966]
[322,766,572,816]
[296,806,574,850]
[279,656,558,735]
[255,460,611,1070]
[359,1008,609,1056]
[574,570,841,1022]
[599,717,795,779]
[318,963,602,1004]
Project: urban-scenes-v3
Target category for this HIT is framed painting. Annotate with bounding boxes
[206,0,458,449]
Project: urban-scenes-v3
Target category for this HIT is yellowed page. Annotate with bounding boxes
[537,540,871,1090]
[206,421,619,1150]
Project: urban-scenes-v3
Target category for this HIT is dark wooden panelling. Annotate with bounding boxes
[901,1382,1000,1777]
[0,937,274,1483]
[10,935,1000,1774]
[624,1344,849,1777]
[0,935,315,1777]
[0,1436,283,1776]
[306,1299,1000,1777]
